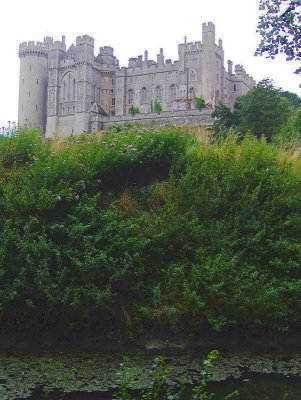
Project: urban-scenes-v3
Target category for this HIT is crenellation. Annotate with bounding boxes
[18,21,256,137]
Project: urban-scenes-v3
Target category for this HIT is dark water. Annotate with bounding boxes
[2,350,301,400]
[24,373,301,400]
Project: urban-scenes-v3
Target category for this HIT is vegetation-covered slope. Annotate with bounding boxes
[0,127,300,340]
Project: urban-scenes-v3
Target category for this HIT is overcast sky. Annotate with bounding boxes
[0,0,300,128]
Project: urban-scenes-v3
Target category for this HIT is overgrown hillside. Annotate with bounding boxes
[0,127,301,341]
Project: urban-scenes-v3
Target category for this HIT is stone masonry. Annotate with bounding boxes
[18,22,255,137]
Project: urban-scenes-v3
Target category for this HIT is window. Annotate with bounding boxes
[73,79,76,100]
[91,85,96,102]
[155,86,162,102]
[140,88,148,104]
[37,78,39,85]
[189,87,195,99]
[170,85,177,101]
[190,70,196,81]
[36,104,38,111]
[234,84,237,92]
[63,81,67,100]
[112,98,115,106]
[128,90,134,105]
[62,72,75,102]
[73,106,75,113]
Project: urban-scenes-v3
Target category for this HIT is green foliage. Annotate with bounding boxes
[113,351,239,400]
[153,102,163,113]
[235,80,291,141]
[256,0,301,74]
[280,90,301,109]
[211,102,238,137]
[0,127,301,338]
[129,106,140,115]
[194,97,206,110]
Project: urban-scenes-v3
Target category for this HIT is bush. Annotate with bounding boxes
[0,128,301,339]
[194,97,206,110]
[129,106,140,115]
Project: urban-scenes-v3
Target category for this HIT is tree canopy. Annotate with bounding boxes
[256,0,301,73]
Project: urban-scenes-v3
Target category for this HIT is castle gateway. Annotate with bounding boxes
[18,22,255,137]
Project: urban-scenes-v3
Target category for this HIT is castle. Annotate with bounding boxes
[18,22,255,137]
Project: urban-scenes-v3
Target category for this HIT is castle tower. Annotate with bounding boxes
[18,41,48,129]
[45,37,66,137]
[74,35,94,133]
[201,22,216,104]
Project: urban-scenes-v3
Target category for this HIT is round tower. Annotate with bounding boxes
[18,41,48,130]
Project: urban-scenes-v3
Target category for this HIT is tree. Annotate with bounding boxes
[153,101,163,113]
[194,97,206,110]
[129,106,140,115]
[279,90,301,108]
[256,0,301,73]
[211,102,239,134]
[235,80,291,141]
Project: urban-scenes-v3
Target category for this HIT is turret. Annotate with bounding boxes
[201,22,216,104]
[157,48,164,67]
[76,35,94,62]
[227,60,233,75]
[18,40,49,129]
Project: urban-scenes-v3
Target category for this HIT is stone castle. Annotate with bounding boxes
[18,22,255,136]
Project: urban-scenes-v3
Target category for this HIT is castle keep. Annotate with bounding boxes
[18,22,255,136]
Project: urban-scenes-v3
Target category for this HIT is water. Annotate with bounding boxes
[1,350,301,400]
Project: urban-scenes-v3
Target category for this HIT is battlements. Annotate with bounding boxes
[76,35,94,46]
[19,41,47,52]
[99,46,113,55]
[202,21,215,33]
[178,41,202,53]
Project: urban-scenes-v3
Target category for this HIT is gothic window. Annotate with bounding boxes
[155,86,162,102]
[61,72,75,102]
[91,85,96,102]
[128,90,134,105]
[233,84,237,92]
[169,85,177,101]
[73,79,76,100]
[63,81,67,101]
[190,70,196,81]
[189,87,196,99]
[140,88,148,104]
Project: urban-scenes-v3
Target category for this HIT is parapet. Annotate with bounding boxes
[235,64,246,75]
[202,22,215,33]
[76,35,94,46]
[99,46,113,55]
[19,41,48,57]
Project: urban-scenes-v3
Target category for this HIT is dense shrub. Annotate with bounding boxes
[0,127,301,339]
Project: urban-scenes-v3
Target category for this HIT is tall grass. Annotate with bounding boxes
[0,127,300,339]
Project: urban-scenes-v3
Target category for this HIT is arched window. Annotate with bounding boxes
[155,86,162,102]
[73,79,76,100]
[128,90,134,105]
[189,87,196,99]
[170,85,177,101]
[63,81,67,101]
[190,70,196,81]
[61,72,75,102]
[140,88,148,104]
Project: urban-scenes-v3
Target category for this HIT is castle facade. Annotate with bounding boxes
[18,22,255,137]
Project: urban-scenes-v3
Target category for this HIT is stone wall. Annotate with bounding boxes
[100,108,214,129]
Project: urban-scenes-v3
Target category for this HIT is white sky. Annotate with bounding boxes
[0,0,300,128]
